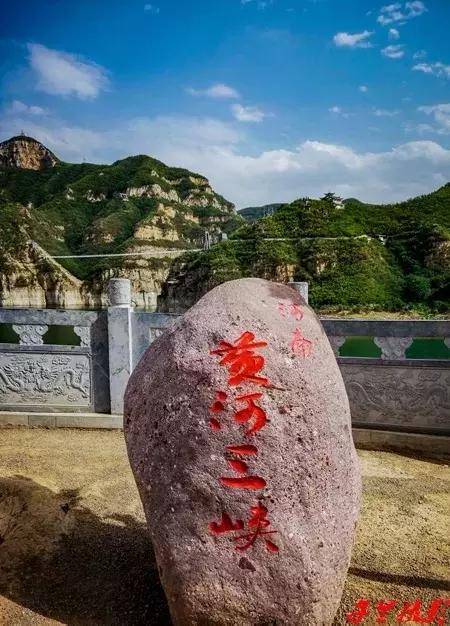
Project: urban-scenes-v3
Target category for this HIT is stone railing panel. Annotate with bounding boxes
[339,359,449,434]
[1,280,449,433]
[132,311,178,367]
[0,348,91,409]
[0,308,109,414]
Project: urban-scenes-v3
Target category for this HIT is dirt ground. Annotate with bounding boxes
[0,428,448,626]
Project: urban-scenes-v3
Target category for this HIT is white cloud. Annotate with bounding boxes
[231,104,267,123]
[144,4,160,13]
[27,43,109,99]
[382,44,405,59]
[359,85,369,93]
[2,111,449,207]
[186,83,240,99]
[418,103,450,134]
[241,0,273,8]
[377,1,427,26]
[413,62,450,79]
[328,106,351,118]
[403,122,434,135]
[333,31,373,49]
[413,49,426,59]
[373,108,400,117]
[389,28,400,40]
[8,100,48,116]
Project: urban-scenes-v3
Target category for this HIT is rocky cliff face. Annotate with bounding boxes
[0,135,242,308]
[0,135,59,170]
[0,241,87,308]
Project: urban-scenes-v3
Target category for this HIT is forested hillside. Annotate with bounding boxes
[0,135,448,313]
[160,188,450,313]
[0,153,240,277]
[0,135,242,307]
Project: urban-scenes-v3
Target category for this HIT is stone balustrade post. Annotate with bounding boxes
[289,281,309,305]
[107,278,133,414]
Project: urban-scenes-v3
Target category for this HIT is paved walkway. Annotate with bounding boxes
[0,428,448,625]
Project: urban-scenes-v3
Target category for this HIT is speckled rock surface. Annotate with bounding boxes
[124,278,361,626]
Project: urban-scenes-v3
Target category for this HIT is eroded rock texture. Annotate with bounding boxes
[0,135,59,170]
[124,278,361,625]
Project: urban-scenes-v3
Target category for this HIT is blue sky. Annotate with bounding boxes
[1,0,449,207]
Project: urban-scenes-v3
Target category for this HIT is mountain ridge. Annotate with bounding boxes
[0,135,242,307]
[0,135,448,312]
[159,185,450,313]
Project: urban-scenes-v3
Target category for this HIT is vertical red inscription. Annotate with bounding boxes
[207,331,279,554]
[210,331,269,386]
[290,327,313,358]
[277,301,313,358]
[234,392,267,435]
[278,301,304,321]
[209,504,278,553]
[234,503,279,553]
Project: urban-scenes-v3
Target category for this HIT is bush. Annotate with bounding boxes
[405,274,432,302]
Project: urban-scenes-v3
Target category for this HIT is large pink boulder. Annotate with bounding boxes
[124,278,361,625]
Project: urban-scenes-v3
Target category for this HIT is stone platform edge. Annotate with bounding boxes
[1,412,448,459]
[0,411,123,429]
[352,427,449,460]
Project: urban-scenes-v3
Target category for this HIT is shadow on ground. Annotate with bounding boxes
[0,476,171,626]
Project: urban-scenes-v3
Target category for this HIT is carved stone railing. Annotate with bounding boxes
[0,308,109,414]
[136,315,450,436]
[320,319,450,435]
[0,279,449,435]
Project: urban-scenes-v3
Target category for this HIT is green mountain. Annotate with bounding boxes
[1,136,448,314]
[239,203,284,221]
[0,135,243,306]
[159,189,450,313]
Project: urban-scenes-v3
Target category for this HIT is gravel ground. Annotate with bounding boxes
[0,428,448,626]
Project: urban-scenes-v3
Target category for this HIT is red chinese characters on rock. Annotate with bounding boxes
[278,302,304,321]
[208,331,279,554]
[208,504,279,554]
[278,301,313,358]
[290,327,313,358]
[210,331,269,387]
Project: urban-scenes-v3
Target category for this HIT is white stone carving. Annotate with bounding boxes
[328,336,346,357]
[12,324,48,346]
[374,337,413,360]
[149,328,164,343]
[74,326,90,347]
[0,354,90,405]
[341,365,450,422]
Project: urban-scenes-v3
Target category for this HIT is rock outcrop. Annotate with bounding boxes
[0,135,59,170]
[0,135,243,308]
[125,278,361,625]
[0,241,87,308]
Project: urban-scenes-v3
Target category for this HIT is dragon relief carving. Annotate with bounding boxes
[343,368,450,422]
[0,354,90,404]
